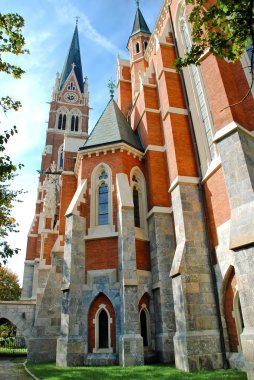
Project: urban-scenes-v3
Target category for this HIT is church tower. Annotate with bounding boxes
[22,24,89,299]
[128,1,151,100]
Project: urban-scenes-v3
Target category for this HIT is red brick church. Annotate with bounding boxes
[21,0,254,377]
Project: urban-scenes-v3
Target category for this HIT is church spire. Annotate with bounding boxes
[59,25,84,93]
[130,3,151,37]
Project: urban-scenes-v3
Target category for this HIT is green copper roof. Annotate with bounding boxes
[131,7,151,37]
[80,99,143,151]
[59,26,84,93]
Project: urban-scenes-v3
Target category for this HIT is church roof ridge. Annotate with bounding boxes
[59,25,84,93]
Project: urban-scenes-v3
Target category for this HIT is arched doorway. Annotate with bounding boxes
[140,309,149,347]
[138,293,151,349]
[224,269,243,352]
[88,293,116,354]
[0,318,26,355]
[98,309,109,349]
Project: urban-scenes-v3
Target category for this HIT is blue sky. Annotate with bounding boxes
[1,0,163,284]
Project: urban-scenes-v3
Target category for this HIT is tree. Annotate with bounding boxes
[175,0,254,99]
[0,13,28,263]
[0,266,21,301]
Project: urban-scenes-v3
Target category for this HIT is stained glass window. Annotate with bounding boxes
[98,183,109,225]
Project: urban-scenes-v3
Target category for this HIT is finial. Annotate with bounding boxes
[108,79,116,99]
[135,0,140,8]
[74,16,80,25]
[71,62,76,70]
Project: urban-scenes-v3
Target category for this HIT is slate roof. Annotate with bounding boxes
[59,26,84,93]
[131,7,151,37]
[80,99,143,152]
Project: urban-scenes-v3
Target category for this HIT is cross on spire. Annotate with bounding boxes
[74,16,80,25]
[135,0,140,8]
[71,62,76,70]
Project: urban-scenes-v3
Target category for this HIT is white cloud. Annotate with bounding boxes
[48,0,126,57]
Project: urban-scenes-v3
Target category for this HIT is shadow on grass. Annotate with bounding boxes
[27,363,247,380]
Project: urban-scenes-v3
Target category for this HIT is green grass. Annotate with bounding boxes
[27,363,247,380]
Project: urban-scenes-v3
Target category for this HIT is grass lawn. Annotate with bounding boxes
[27,363,247,380]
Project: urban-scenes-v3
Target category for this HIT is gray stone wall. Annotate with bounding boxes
[21,261,35,299]
[27,252,63,363]
[170,183,223,371]
[148,212,175,363]
[117,173,144,366]
[217,128,254,380]
[56,214,86,367]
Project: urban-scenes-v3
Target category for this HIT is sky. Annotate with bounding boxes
[1,0,163,285]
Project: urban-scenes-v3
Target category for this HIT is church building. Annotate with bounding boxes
[21,0,254,377]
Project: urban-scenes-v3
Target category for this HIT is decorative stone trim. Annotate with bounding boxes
[163,106,188,120]
[169,176,200,193]
[84,231,118,240]
[65,179,87,217]
[145,0,172,61]
[145,108,161,113]
[213,121,254,143]
[75,143,144,174]
[145,145,166,154]
[147,206,173,220]
[202,155,222,183]
[61,171,75,175]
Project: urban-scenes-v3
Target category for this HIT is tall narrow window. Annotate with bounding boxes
[71,115,75,131]
[136,42,140,54]
[62,114,66,130]
[58,114,62,130]
[99,310,109,349]
[89,164,114,235]
[98,183,109,225]
[75,116,79,132]
[133,186,140,227]
[59,145,63,170]
[144,41,148,51]
[181,21,215,159]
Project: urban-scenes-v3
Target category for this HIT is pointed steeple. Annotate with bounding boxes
[131,6,151,37]
[59,25,84,93]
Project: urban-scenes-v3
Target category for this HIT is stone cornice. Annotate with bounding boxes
[213,121,254,143]
[75,142,144,174]
[169,176,200,193]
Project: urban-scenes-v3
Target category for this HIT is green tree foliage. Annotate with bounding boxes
[175,0,254,78]
[0,13,28,263]
[0,266,21,301]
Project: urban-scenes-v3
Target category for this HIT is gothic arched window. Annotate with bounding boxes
[181,21,214,160]
[75,116,79,132]
[71,115,75,132]
[130,168,148,239]
[58,114,62,130]
[58,145,64,170]
[89,164,115,236]
[62,114,66,130]
[144,41,148,51]
[136,42,140,54]
[98,182,109,225]
[133,186,140,228]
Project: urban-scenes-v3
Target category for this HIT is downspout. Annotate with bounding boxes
[168,4,229,370]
